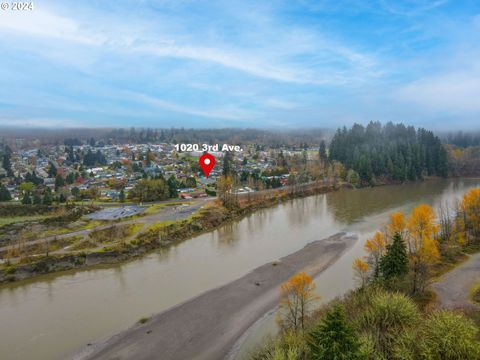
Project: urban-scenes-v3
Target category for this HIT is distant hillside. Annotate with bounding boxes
[0,127,332,150]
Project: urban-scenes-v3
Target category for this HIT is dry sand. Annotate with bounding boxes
[74,232,357,360]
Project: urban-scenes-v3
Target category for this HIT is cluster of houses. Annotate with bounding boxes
[0,140,312,203]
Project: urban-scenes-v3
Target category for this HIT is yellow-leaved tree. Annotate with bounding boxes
[456,188,480,245]
[406,204,440,293]
[279,272,319,331]
[352,258,369,287]
[217,175,237,208]
[387,211,406,239]
[364,231,386,278]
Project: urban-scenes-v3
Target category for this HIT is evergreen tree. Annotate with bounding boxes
[308,305,364,360]
[222,151,234,176]
[67,145,75,163]
[380,232,409,280]
[319,140,327,162]
[185,177,197,188]
[22,192,32,205]
[47,162,57,178]
[65,172,76,184]
[2,153,13,177]
[167,175,178,198]
[25,171,43,185]
[71,186,80,201]
[33,193,42,205]
[55,174,65,191]
[43,188,53,205]
[0,185,11,201]
[119,188,126,203]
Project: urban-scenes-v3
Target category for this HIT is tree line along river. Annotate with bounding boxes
[0,178,478,360]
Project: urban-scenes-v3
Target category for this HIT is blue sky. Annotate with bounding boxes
[0,0,479,129]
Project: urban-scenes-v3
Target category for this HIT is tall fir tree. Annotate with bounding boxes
[167,175,178,198]
[43,188,53,205]
[55,174,65,191]
[22,192,32,205]
[319,140,327,162]
[380,232,409,280]
[222,151,234,176]
[308,305,365,360]
[2,153,13,177]
[0,185,11,201]
[33,193,42,205]
[47,162,57,178]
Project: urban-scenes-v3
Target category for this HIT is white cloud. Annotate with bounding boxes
[126,91,260,121]
[397,71,480,113]
[0,7,379,86]
[379,0,449,16]
[0,9,104,45]
[135,43,311,84]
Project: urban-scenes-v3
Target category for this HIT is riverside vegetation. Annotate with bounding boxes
[0,180,340,283]
[253,187,480,360]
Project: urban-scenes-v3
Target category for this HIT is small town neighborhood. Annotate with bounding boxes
[0,139,320,205]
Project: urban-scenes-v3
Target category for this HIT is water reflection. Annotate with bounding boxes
[216,223,238,248]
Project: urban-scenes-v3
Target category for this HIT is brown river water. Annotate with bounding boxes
[0,178,479,360]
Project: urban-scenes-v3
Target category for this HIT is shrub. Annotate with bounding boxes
[394,310,480,360]
[420,311,480,359]
[357,292,420,358]
[251,330,307,360]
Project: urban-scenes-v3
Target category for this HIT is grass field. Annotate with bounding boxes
[0,215,53,227]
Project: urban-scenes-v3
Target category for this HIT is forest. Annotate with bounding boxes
[329,122,448,184]
[441,131,480,148]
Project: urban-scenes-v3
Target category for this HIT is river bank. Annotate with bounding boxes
[0,181,342,284]
[1,178,478,360]
[74,232,357,360]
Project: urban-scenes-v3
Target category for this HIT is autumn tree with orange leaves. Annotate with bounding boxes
[456,188,480,246]
[387,211,407,239]
[279,272,319,331]
[352,258,369,287]
[364,231,386,278]
[406,204,440,293]
[352,205,440,293]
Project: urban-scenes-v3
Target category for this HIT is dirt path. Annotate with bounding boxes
[431,252,480,310]
[73,233,357,360]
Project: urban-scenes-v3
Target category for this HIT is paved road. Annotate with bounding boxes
[431,252,480,310]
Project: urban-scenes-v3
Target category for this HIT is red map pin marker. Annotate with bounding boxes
[199,153,216,178]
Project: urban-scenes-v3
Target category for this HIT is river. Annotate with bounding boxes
[0,178,478,360]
